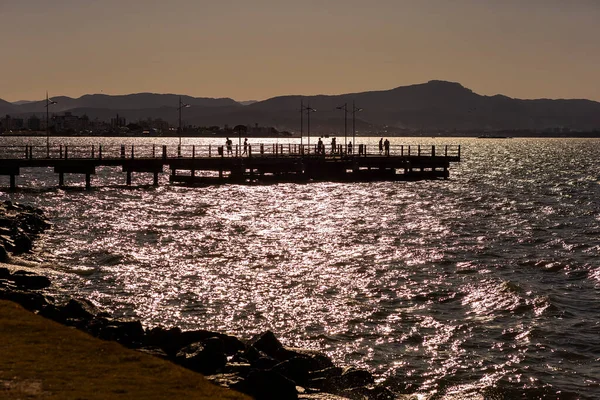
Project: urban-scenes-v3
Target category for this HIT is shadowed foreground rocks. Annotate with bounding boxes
[0,202,403,399]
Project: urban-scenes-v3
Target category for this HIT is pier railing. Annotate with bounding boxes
[0,144,460,160]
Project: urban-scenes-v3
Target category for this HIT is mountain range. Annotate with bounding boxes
[2,81,600,133]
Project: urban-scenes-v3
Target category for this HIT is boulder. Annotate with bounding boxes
[250,330,284,358]
[271,357,314,387]
[233,369,298,400]
[175,338,227,375]
[145,326,183,356]
[8,271,51,290]
[278,347,335,371]
[0,244,8,262]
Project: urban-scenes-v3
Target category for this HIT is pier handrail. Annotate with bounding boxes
[0,143,461,160]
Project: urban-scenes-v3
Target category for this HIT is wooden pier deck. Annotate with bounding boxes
[0,143,460,190]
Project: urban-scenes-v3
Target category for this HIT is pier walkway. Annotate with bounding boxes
[0,143,461,190]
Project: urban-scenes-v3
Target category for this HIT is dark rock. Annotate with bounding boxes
[0,267,11,279]
[309,366,344,381]
[107,319,146,347]
[175,338,227,375]
[9,271,51,290]
[233,369,298,400]
[0,244,8,262]
[251,356,280,371]
[0,289,52,311]
[251,330,284,358]
[278,347,335,371]
[179,329,246,356]
[340,385,396,400]
[223,362,252,377]
[271,357,313,387]
[231,345,263,364]
[12,231,33,254]
[312,368,375,393]
[145,326,183,356]
[60,298,99,321]
[206,373,246,389]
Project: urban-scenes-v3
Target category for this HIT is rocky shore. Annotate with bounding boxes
[0,201,401,400]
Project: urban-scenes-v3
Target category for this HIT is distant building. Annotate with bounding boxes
[27,115,41,131]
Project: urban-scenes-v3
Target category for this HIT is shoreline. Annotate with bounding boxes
[0,201,403,400]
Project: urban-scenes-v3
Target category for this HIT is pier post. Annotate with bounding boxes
[121,145,125,158]
[24,146,28,159]
[432,145,435,157]
[9,175,16,190]
[445,145,448,157]
[192,145,196,159]
[162,145,167,161]
[131,146,135,159]
[418,145,421,157]
[85,174,91,190]
[60,145,63,159]
[458,145,461,160]
[178,145,181,158]
[65,146,68,159]
[99,145,103,160]
[153,172,159,186]
[91,145,95,159]
[59,173,64,187]
[209,145,212,157]
[126,171,132,186]
[249,145,252,158]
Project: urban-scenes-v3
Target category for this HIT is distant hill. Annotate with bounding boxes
[13,93,240,114]
[0,99,18,115]
[2,82,600,134]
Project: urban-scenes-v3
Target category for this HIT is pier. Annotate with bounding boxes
[0,143,460,190]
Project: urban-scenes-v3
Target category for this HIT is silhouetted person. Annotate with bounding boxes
[379,138,383,154]
[331,137,337,154]
[226,137,233,155]
[243,138,248,155]
[348,141,353,154]
[317,137,324,154]
[384,138,390,156]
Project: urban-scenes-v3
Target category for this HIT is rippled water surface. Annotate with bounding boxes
[2,137,600,398]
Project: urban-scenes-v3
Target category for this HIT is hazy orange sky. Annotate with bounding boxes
[1,0,599,102]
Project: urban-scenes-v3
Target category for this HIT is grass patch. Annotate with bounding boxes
[0,300,250,399]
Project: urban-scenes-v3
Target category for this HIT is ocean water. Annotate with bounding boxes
[2,136,599,399]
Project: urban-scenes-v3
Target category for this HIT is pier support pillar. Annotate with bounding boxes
[85,174,91,190]
[219,169,223,179]
[59,173,64,187]
[9,175,16,191]
[191,169,195,178]
[153,172,159,186]
[126,171,132,186]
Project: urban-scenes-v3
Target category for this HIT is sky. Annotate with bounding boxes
[1,0,599,102]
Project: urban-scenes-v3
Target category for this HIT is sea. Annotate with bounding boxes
[1,136,599,399]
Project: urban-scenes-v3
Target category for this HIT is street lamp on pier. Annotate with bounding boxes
[336,103,348,153]
[304,104,316,151]
[45,91,57,158]
[177,96,191,156]
[352,102,362,152]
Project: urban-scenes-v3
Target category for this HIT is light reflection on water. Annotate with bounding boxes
[2,137,600,398]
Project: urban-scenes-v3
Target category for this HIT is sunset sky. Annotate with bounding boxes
[1,0,599,102]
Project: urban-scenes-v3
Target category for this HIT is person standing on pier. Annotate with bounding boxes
[317,137,324,154]
[348,141,353,154]
[379,138,384,154]
[384,138,390,156]
[226,137,233,156]
[331,137,337,154]
[243,138,248,155]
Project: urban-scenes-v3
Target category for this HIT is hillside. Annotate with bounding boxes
[2,81,600,133]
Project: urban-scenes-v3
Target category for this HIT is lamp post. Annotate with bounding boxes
[299,99,303,150]
[177,96,190,156]
[305,104,316,151]
[336,103,348,153]
[45,91,57,158]
[352,102,362,152]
